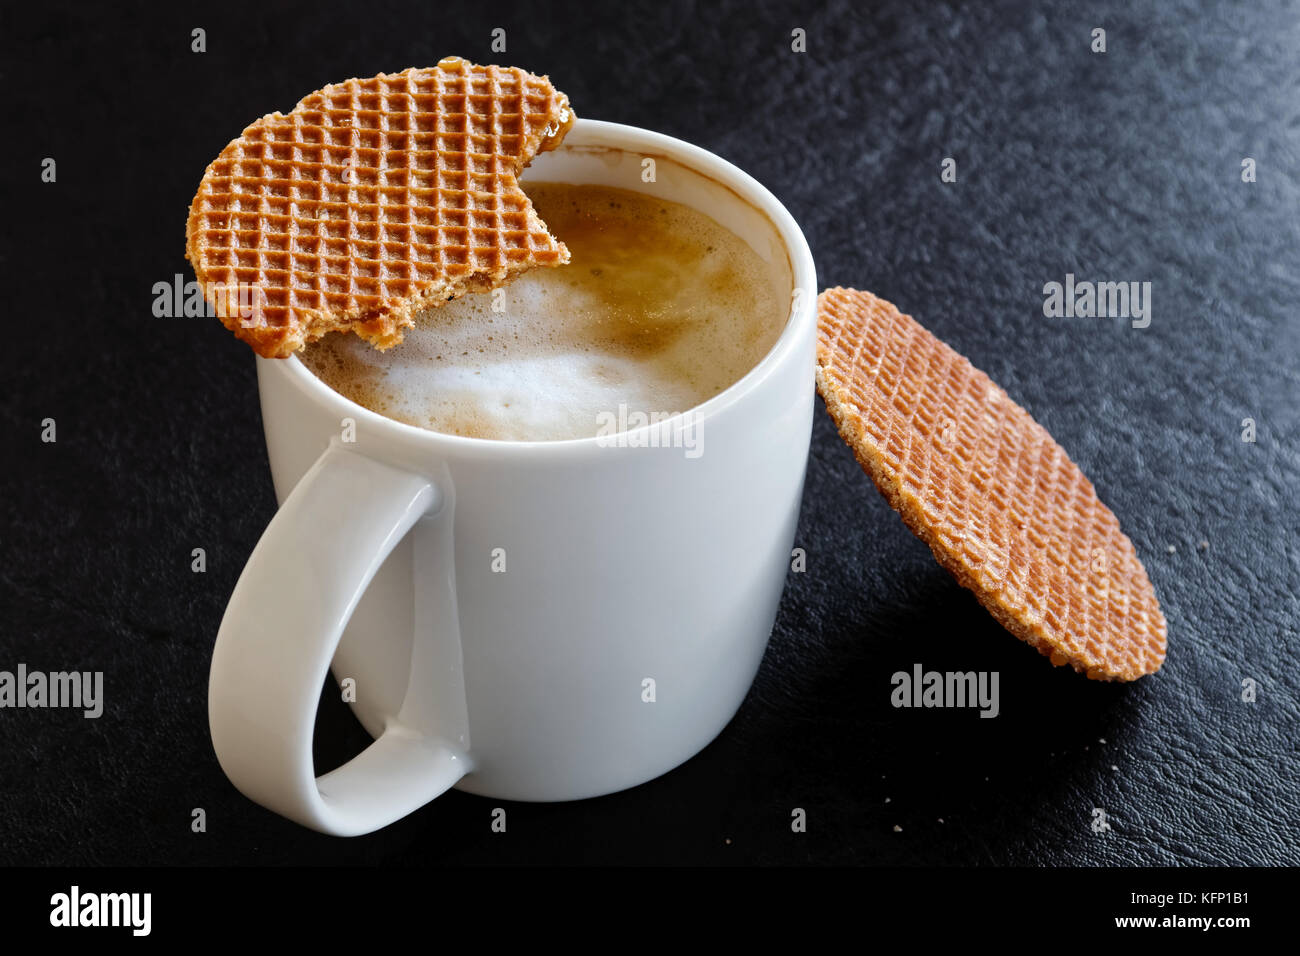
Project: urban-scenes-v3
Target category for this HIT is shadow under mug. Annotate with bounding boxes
[208,119,818,835]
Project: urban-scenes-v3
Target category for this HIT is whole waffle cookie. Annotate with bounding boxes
[816,288,1166,680]
[186,57,574,358]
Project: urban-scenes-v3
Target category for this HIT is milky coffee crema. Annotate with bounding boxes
[299,181,788,441]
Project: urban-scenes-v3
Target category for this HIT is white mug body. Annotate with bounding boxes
[213,119,816,830]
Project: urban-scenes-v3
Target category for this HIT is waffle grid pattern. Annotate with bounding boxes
[816,287,1166,680]
[186,59,573,358]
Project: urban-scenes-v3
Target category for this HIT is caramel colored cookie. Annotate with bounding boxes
[816,287,1166,680]
[186,57,574,358]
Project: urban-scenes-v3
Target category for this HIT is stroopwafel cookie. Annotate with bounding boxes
[816,287,1166,681]
[186,57,574,358]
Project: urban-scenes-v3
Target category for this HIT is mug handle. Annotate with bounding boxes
[208,442,471,835]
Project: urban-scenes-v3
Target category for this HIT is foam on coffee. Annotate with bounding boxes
[299,182,788,441]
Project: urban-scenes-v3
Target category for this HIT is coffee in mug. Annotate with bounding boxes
[298,181,788,440]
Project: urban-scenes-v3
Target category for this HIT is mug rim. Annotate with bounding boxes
[264,118,817,453]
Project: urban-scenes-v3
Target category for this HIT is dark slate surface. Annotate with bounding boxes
[2,0,1296,866]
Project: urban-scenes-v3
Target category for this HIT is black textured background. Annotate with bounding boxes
[2,0,1297,866]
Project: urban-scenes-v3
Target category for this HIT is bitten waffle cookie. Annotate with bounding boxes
[185,57,574,358]
[816,288,1166,680]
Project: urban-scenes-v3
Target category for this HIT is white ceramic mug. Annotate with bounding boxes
[208,119,817,835]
